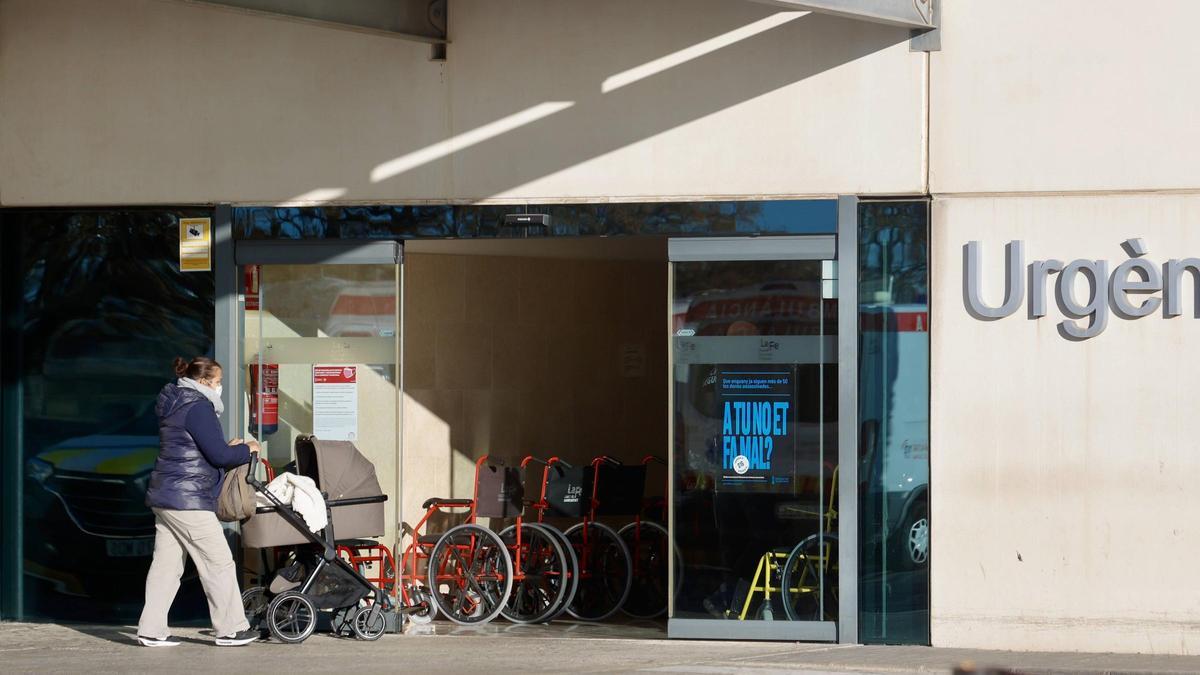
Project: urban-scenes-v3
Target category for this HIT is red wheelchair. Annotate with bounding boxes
[542,455,644,621]
[396,456,515,625]
[615,455,681,619]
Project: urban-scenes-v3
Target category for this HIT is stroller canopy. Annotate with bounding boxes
[295,436,383,501]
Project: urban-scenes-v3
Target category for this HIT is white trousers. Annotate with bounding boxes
[136,508,249,639]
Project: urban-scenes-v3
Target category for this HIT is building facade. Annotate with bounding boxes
[1,0,1198,654]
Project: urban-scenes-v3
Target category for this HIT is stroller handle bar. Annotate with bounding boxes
[246,451,260,483]
[254,494,387,515]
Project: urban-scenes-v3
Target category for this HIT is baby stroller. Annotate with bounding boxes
[241,436,395,643]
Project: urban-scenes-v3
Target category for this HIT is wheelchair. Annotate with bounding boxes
[396,456,516,625]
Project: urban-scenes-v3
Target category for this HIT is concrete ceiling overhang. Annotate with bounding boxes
[181,0,448,44]
[743,0,936,30]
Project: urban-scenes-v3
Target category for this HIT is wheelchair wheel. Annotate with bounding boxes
[540,523,579,620]
[266,591,317,643]
[427,524,513,625]
[498,523,570,624]
[617,520,680,619]
[352,605,387,641]
[780,533,839,622]
[564,522,632,621]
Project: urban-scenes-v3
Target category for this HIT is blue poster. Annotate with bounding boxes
[717,367,795,491]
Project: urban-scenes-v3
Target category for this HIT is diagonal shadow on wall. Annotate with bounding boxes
[333,10,915,202]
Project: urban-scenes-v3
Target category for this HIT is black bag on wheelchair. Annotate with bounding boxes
[544,464,591,518]
[595,464,647,516]
[475,464,524,518]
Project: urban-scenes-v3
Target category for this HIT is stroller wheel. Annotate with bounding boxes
[352,606,387,641]
[266,591,316,644]
[241,586,268,626]
[407,587,437,625]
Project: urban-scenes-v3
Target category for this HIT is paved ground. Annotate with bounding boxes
[3,620,1200,674]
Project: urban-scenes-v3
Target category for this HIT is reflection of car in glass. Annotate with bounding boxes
[859,303,929,569]
[23,410,187,604]
[36,318,204,428]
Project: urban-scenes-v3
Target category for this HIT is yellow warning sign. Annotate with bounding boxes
[179,218,212,272]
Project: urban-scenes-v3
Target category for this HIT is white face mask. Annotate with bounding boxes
[214,384,223,398]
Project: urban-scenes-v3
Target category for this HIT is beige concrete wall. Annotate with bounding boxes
[0,0,925,205]
[930,193,1200,653]
[0,0,449,205]
[400,252,666,531]
[441,0,924,201]
[929,0,1200,194]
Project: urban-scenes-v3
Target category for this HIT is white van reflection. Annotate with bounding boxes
[675,282,930,570]
[859,303,929,569]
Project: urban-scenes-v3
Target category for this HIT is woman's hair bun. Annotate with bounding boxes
[173,356,221,380]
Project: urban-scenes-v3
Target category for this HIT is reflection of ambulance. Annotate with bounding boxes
[859,303,929,569]
[322,282,397,338]
[680,280,833,336]
[674,280,835,492]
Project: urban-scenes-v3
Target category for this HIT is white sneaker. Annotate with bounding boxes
[214,629,259,646]
[138,635,181,647]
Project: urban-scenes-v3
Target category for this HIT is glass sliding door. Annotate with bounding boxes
[668,236,842,641]
[236,242,402,556]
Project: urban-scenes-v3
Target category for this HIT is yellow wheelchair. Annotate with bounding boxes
[733,467,839,622]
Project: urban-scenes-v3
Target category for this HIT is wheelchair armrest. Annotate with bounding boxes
[422,497,474,510]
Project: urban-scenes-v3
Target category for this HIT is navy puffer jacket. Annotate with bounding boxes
[145,383,251,512]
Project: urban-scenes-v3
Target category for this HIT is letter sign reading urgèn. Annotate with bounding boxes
[965,239,1200,340]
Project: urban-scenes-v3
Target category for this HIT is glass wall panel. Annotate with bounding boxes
[3,209,214,622]
[239,262,399,589]
[857,201,930,644]
[235,200,837,240]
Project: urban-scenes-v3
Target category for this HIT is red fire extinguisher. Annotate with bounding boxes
[248,360,278,437]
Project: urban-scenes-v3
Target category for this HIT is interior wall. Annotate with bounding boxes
[400,251,667,530]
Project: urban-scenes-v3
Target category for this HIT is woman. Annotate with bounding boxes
[136,356,261,647]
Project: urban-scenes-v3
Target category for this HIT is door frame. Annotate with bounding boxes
[666,195,858,643]
[218,233,404,542]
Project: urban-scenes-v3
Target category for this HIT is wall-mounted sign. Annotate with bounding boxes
[621,343,646,378]
[178,218,211,272]
[313,365,358,441]
[965,238,1200,339]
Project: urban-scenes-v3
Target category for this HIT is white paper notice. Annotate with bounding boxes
[313,365,358,441]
